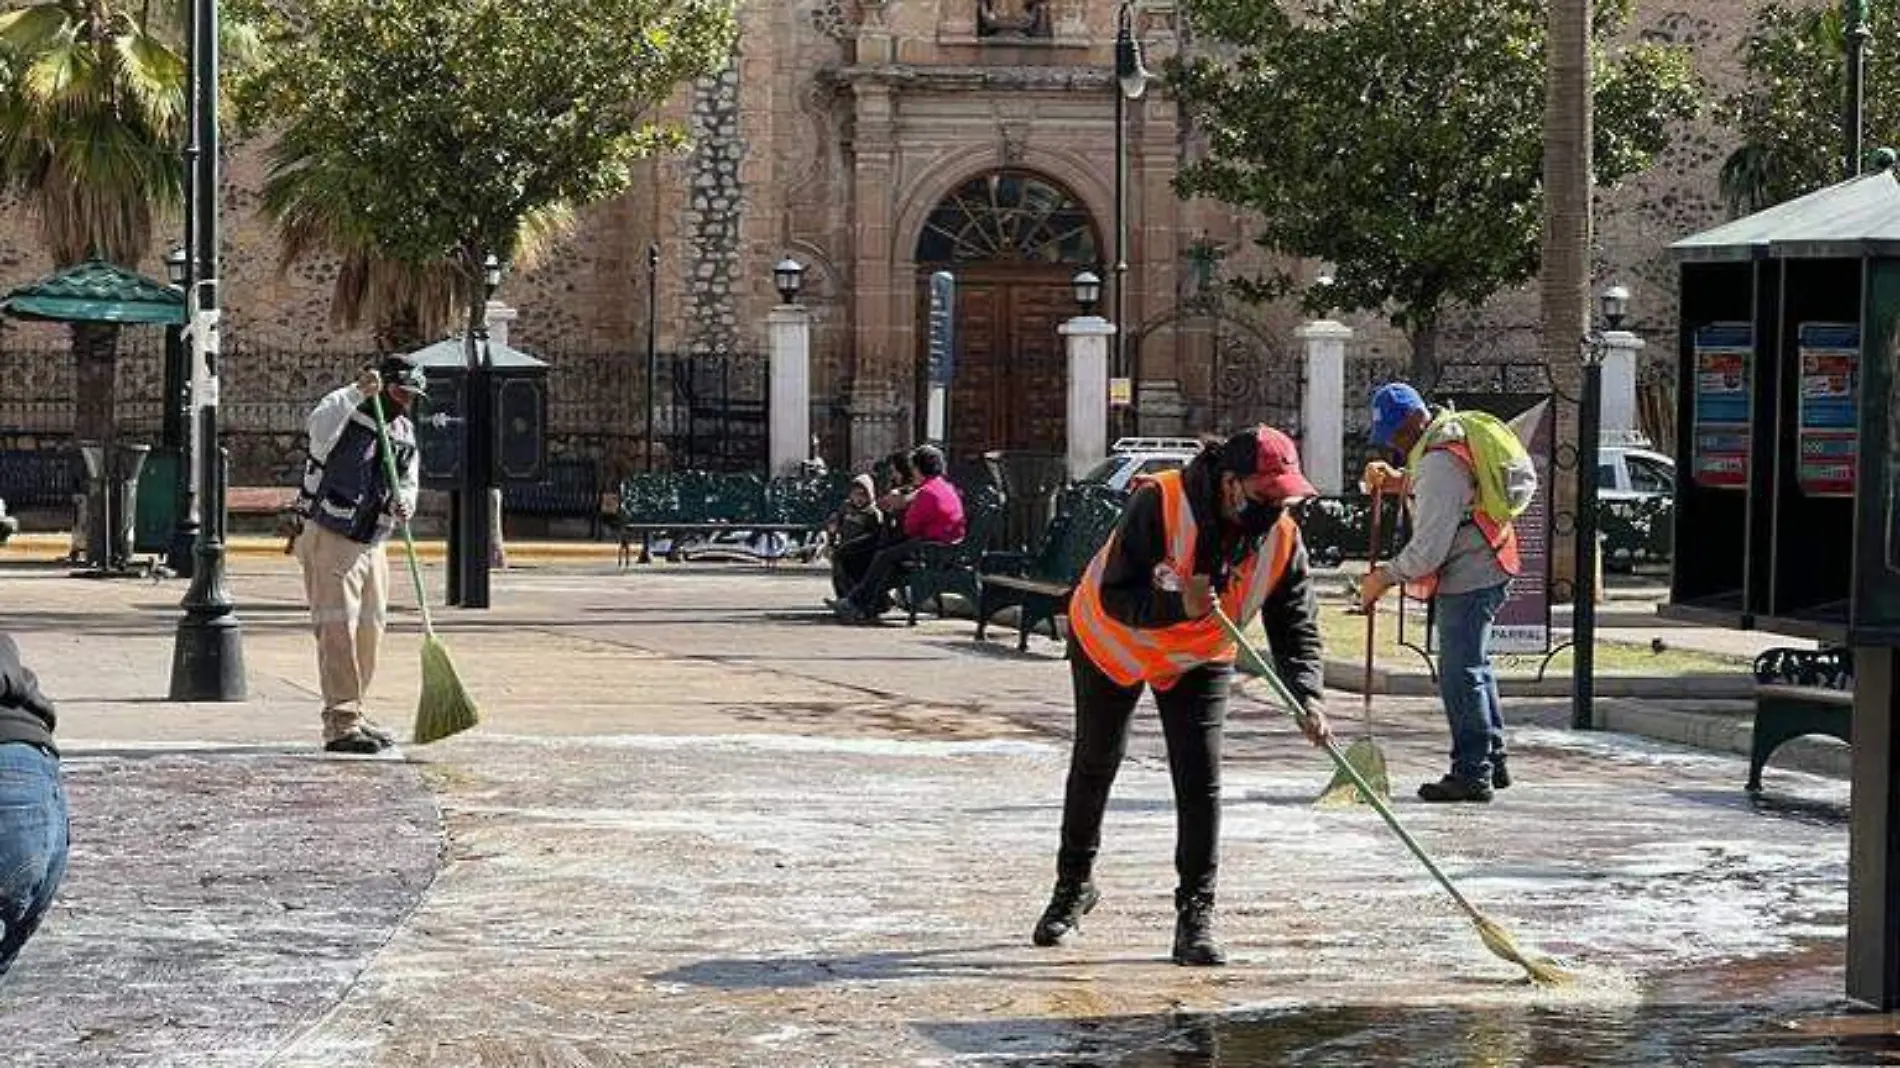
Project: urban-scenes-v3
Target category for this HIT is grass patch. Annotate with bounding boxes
[1273,601,1750,678]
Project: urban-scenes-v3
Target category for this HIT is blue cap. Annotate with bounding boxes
[1368,382,1427,448]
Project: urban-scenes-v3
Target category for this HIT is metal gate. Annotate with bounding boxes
[1131,304,1300,437]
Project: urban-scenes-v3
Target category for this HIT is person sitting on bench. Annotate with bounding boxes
[830,445,965,622]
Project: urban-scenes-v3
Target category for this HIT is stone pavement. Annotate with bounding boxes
[0,554,1861,1065]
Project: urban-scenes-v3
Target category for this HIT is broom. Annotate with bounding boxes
[1214,605,1572,986]
[370,393,480,745]
[1316,483,1393,807]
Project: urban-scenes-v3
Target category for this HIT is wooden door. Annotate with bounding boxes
[935,273,1070,462]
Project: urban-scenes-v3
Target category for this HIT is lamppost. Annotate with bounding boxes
[644,243,660,472]
[1113,0,1151,438]
[1072,269,1103,317]
[774,258,806,305]
[1572,282,1629,730]
[1847,0,1873,178]
[170,0,245,701]
[452,254,505,610]
[162,246,195,577]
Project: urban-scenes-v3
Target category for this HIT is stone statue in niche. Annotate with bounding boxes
[977,0,1052,38]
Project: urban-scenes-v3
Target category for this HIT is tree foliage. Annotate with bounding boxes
[1718,2,1884,217]
[231,0,737,338]
[1171,0,1699,381]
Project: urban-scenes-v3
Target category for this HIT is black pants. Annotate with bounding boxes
[1057,641,1229,902]
[831,537,878,598]
[846,537,921,613]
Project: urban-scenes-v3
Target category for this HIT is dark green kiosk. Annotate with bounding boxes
[1669,158,1900,1007]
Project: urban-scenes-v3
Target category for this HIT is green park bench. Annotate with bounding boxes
[615,469,847,568]
[1748,646,1854,793]
[502,458,614,539]
[975,486,1125,652]
[893,482,1005,626]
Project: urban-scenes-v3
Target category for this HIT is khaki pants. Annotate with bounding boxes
[295,523,389,741]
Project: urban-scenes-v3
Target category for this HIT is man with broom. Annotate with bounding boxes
[1031,427,1332,966]
[1359,382,1537,803]
[292,357,426,755]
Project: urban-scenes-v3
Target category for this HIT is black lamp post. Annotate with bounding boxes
[1113,0,1151,437]
[162,246,196,577]
[1572,282,1628,730]
[170,0,245,701]
[1072,269,1103,316]
[1847,0,1873,178]
[644,243,660,473]
[774,258,806,305]
[451,254,505,610]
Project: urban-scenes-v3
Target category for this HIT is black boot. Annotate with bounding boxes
[1490,753,1512,790]
[1171,892,1227,967]
[1418,774,1494,803]
[1032,879,1101,947]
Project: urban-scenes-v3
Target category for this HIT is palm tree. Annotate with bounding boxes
[256,119,576,351]
[0,0,186,446]
[1541,0,1591,590]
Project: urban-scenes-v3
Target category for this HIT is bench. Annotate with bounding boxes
[1748,646,1854,793]
[502,459,611,538]
[893,482,1006,625]
[616,470,847,568]
[975,486,1126,651]
[0,449,76,509]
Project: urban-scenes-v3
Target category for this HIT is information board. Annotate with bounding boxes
[1492,398,1553,654]
[1795,321,1860,497]
[926,271,956,387]
[1691,322,1754,488]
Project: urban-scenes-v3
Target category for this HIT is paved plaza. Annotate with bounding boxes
[0,552,1877,1065]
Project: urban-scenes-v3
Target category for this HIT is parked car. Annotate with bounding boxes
[1076,437,1203,494]
[1598,445,1676,504]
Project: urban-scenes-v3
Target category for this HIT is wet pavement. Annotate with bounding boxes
[0,557,1889,1065]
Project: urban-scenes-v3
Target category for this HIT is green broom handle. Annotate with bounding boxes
[1213,606,1480,919]
[369,393,436,639]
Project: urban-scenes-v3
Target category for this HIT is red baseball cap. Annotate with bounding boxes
[1220,425,1318,503]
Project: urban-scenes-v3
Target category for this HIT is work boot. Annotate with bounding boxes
[1031,879,1101,947]
[1490,754,1512,790]
[1418,774,1494,804]
[1172,892,1227,967]
[324,729,387,755]
[360,719,399,749]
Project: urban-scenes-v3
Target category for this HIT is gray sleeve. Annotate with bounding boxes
[1384,451,1471,583]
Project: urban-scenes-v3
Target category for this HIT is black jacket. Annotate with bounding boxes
[1095,468,1326,708]
[0,635,55,755]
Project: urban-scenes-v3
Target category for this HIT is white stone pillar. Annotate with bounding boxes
[768,304,812,476]
[483,300,518,347]
[1295,318,1353,495]
[1599,329,1645,444]
[1060,316,1116,480]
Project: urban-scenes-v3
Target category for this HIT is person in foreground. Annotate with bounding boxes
[292,357,425,754]
[0,634,65,979]
[1359,382,1535,803]
[1033,427,1331,966]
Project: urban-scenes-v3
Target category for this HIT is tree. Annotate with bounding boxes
[230,0,737,346]
[0,0,186,444]
[1718,2,1883,216]
[1171,0,1699,383]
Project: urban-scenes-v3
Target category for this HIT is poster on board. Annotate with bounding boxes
[1491,398,1552,654]
[1691,322,1753,487]
[1795,321,1859,497]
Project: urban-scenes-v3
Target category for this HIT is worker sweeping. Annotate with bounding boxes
[1359,382,1537,803]
[291,357,425,755]
[1032,427,1331,966]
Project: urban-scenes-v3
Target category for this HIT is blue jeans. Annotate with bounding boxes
[1436,582,1509,783]
[0,742,67,978]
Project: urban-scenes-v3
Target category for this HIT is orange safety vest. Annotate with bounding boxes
[1400,440,1522,601]
[1069,470,1300,690]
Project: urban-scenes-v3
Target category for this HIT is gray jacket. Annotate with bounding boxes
[1384,449,1512,597]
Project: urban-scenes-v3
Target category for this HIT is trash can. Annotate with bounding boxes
[75,442,150,571]
[74,442,106,566]
[113,443,150,567]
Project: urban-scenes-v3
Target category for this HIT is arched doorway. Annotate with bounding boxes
[914,170,1101,462]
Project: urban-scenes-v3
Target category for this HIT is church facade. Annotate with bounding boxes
[0,0,1753,477]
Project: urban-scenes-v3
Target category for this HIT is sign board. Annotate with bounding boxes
[1795,321,1859,497]
[1691,322,1753,488]
[1108,377,1133,407]
[1492,397,1553,653]
[926,271,956,387]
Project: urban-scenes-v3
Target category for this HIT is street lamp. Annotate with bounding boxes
[162,246,195,577]
[1113,0,1152,437]
[170,0,245,700]
[644,243,660,473]
[1846,0,1873,178]
[774,257,805,305]
[1072,270,1103,316]
[451,254,507,609]
[1572,281,1630,729]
